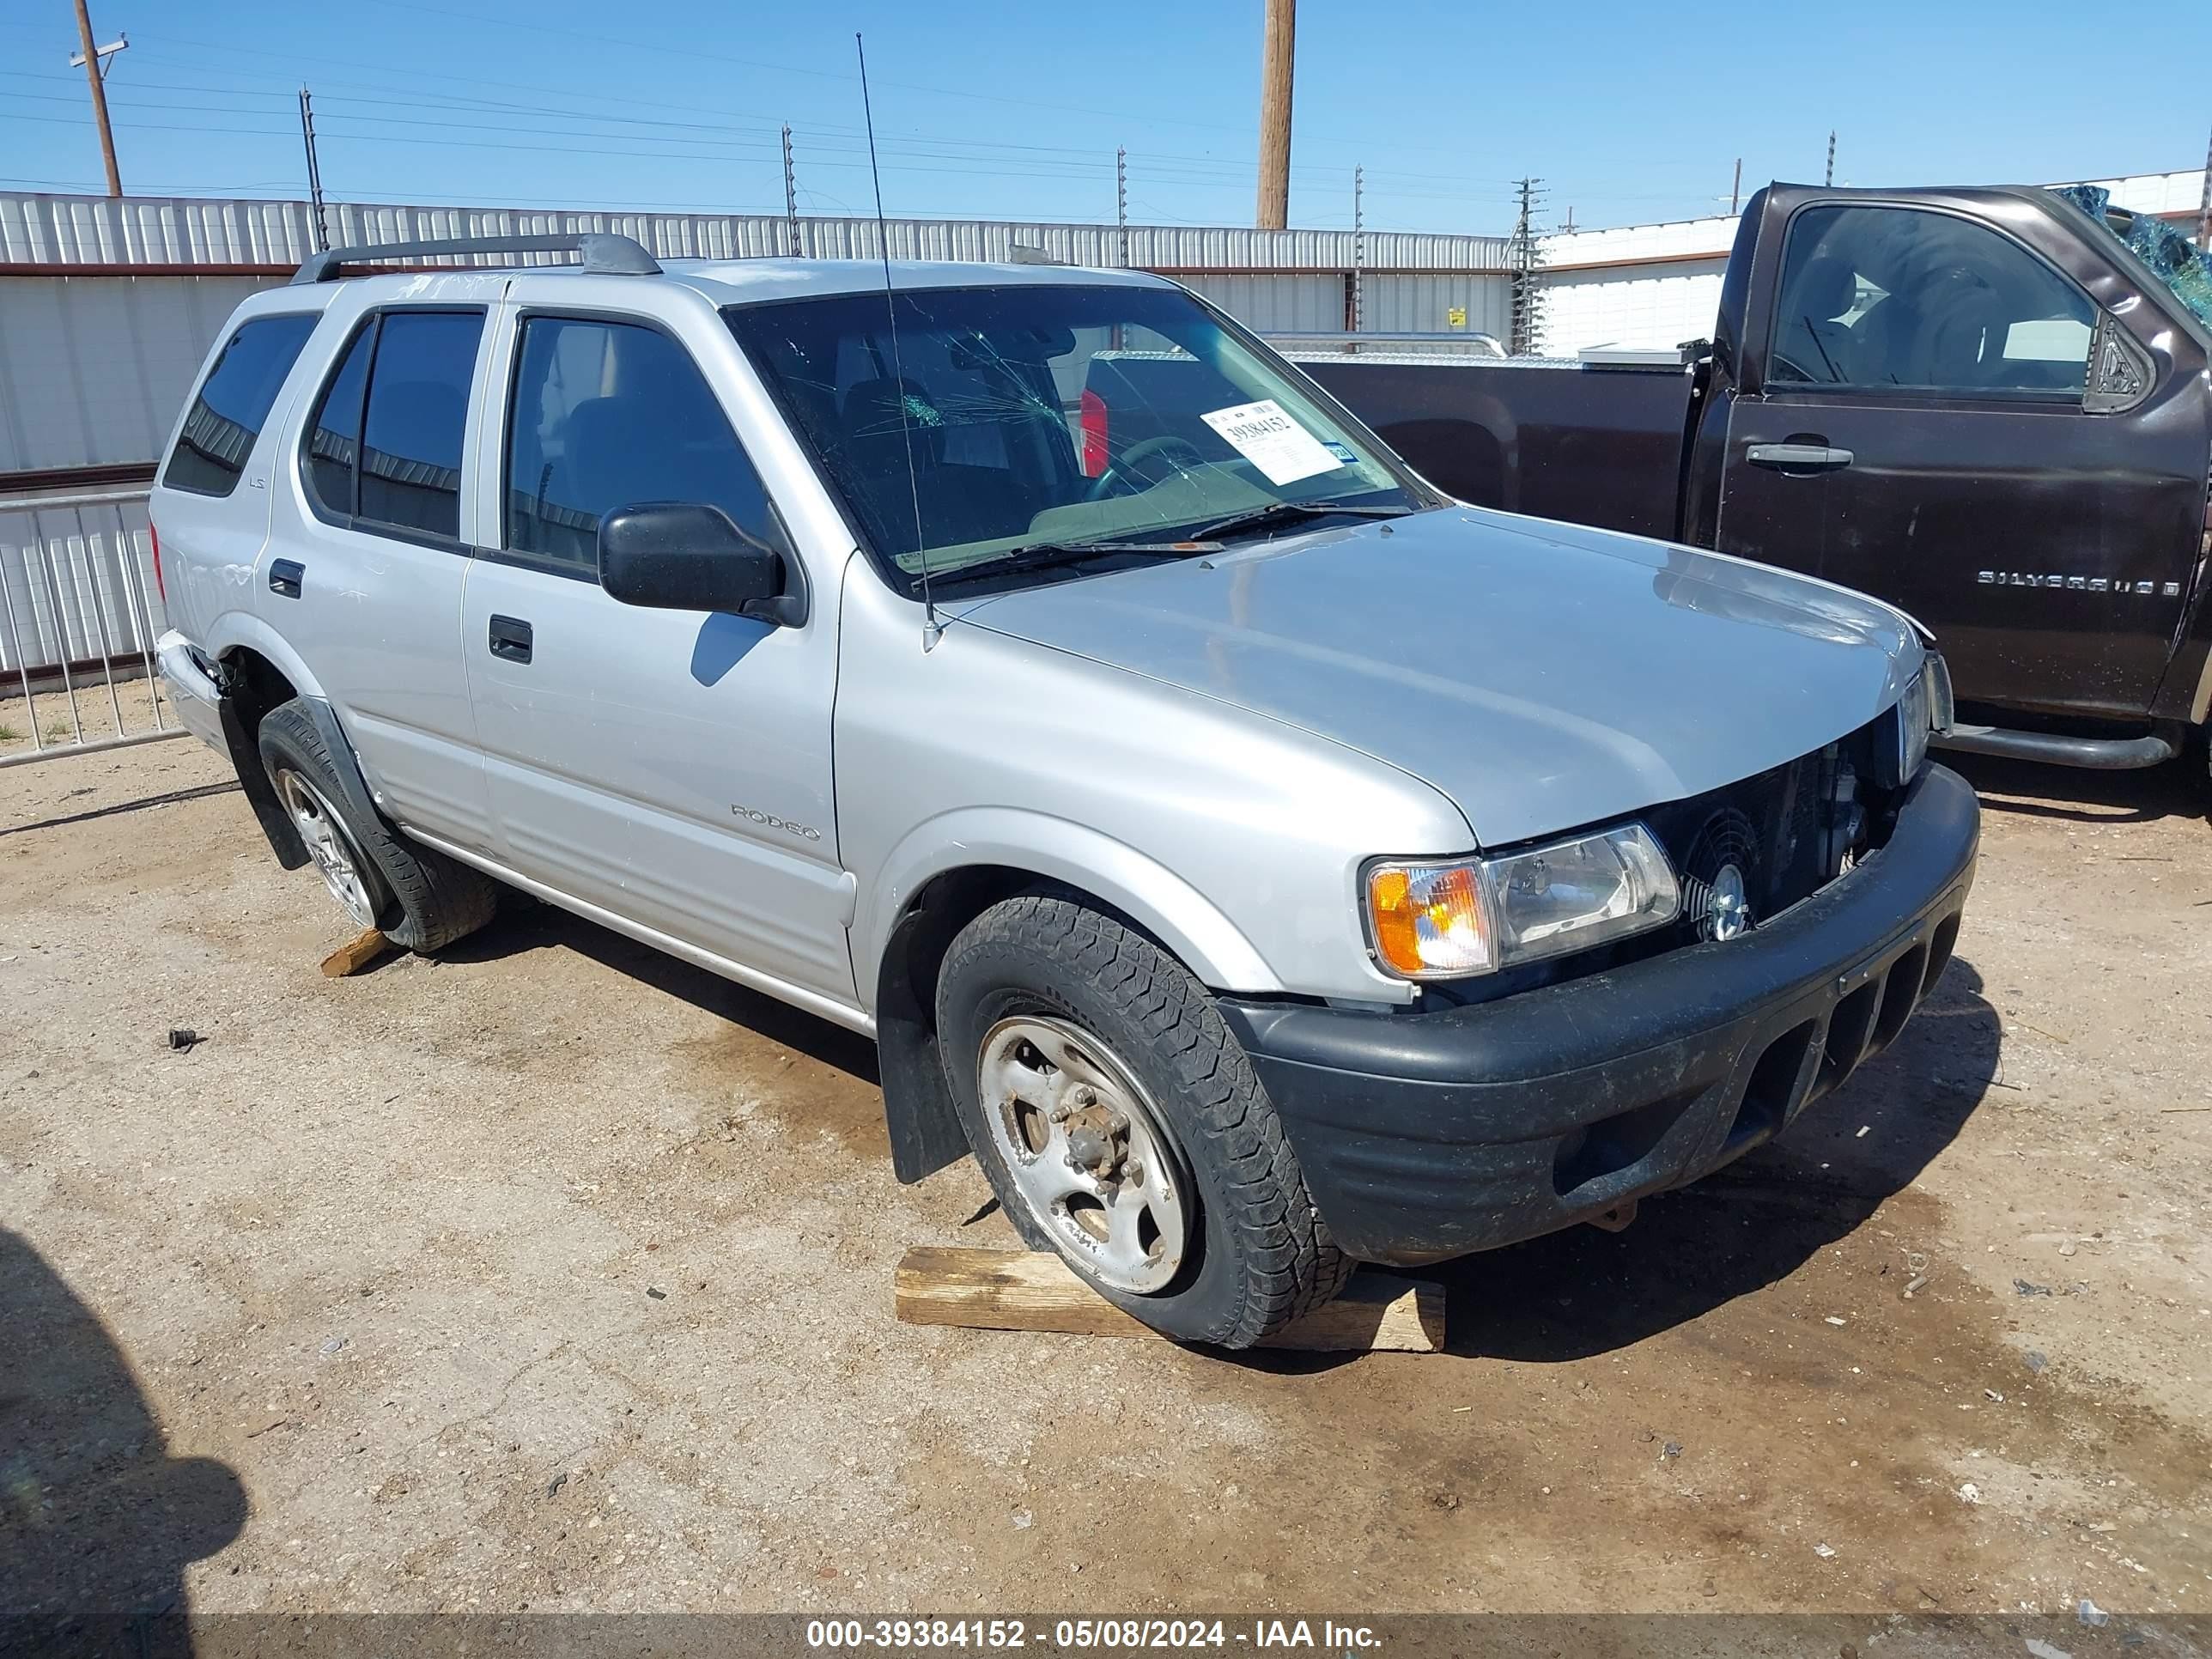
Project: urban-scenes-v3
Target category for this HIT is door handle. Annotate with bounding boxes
[488,615,533,664]
[1746,442,1855,472]
[268,559,304,599]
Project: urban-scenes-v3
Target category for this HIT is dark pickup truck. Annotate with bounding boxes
[1302,182,2212,770]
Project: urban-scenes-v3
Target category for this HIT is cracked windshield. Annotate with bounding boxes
[726,283,1423,591]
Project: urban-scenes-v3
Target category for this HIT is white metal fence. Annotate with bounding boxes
[0,484,183,767]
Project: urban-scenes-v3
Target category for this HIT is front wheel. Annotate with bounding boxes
[934,893,1350,1347]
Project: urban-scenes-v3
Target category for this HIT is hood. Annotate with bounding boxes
[950,507,1922,848]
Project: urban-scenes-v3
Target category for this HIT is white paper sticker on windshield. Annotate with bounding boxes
[1198,398,1345,487]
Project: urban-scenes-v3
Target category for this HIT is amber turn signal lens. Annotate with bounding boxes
[1366,860,1492,978]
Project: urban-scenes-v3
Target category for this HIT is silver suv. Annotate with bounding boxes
[150,234,1976,1347]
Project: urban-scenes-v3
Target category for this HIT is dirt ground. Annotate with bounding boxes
[0,672,170,760]
[2,734,2209,1632]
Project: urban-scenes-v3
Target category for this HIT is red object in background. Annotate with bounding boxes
[1079,389,1109,478]
[150,521,165,605]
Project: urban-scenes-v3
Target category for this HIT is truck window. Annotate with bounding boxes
[301,309,484,541]
[503,316,789,570]
[161,313,319,497]
[1770,205,2094,397]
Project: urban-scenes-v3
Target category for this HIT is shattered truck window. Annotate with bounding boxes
[724,283,1419,593]
[2051,184,2212,331]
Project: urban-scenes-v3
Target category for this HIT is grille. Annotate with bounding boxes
[1639,715,1892,942]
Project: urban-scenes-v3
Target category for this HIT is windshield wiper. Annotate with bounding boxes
[1189,500,1416,544]
[936,536,1224,585]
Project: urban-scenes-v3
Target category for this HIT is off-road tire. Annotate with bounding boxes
[256,698,497,952]
[935,892,1352,1348]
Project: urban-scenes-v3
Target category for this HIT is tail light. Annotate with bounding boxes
[1079,389,1109,478]
[150,521,165,605]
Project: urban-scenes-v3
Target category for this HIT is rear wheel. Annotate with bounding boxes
[935,892,1350,1348]
[256,699,496,952]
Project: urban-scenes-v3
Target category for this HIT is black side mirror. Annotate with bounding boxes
[597,502,806,627]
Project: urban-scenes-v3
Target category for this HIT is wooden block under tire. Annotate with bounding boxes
[894,1244,1443,1352]
[319,927,392,977]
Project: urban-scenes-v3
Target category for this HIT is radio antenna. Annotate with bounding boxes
[855,33,937,643]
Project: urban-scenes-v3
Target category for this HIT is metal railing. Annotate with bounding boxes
[0,483,184,769]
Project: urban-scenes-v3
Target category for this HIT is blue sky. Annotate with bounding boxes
[5,0,2207,236]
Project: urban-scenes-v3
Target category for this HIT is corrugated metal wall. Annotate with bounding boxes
[1536,260,1728,357]
[0,190,1516,473]
[1179,272,1348,333]
[0,274,283,472]
[0,190,1508,276]
[1363,274,1513,337]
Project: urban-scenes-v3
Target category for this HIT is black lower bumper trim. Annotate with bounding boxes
[1219,764,1980,1266]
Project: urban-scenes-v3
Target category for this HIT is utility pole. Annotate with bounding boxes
[1730,156,1742,216]
[298,88,329,252]
[782,123,801,257]
[1825,131,1836,187]
[69,0,125,197]
[1115,145,1128,267]
[1509,177,1547,356]
[1255,0,1294,229]
[1351,163,1364,332]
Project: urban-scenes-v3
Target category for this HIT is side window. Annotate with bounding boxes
[505,316,791,569]
[304,321,373,518]
[162,313,319,497]
[360,313,483,539]
[301,309,484,540]
[1770,205,2095,396]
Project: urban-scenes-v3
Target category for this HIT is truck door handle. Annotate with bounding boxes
[488,615,533,664]
[268,559,304,599]
[1746,443,1855,472]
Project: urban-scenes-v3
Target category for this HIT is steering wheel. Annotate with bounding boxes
[1085,434,1209,502]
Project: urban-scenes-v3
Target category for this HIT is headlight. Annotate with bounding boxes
[1364,823,1680,981]
[1890,653,1951,786]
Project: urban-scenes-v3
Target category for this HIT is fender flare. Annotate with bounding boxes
[203,608,331,704]
[856,807,1286,1006]
[860,811,1287,1188]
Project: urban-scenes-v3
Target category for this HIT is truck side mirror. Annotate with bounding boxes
[597,502,806,627]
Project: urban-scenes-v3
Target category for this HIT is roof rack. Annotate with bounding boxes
[290,232,661,285]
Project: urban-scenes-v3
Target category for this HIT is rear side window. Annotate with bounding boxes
[301,308,485,541]
[162,313,319,497]
[504,315,788,569]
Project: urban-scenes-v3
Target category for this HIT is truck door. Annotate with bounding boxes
[1716,192,2203,721]
[459,294,854,1009]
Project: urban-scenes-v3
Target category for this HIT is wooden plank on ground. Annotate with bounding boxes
[320,927,392,977]
[894,1244,1443,1352]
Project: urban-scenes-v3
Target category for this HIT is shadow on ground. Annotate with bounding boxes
[0,1229,246,1657]
[1943,746,2209,828]
[1425,956,2002,1362]
[434,892,880,1086]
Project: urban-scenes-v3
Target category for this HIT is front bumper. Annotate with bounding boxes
[1219,764,1980,1266]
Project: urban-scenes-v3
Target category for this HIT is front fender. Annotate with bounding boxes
[855,807,1287,1009]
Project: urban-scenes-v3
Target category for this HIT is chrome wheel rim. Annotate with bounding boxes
[976,1014,1188,1295]
[275,769,378,929]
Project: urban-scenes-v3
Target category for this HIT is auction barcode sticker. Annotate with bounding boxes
[1198,398,1345,487]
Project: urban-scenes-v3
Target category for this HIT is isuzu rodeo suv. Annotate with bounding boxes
[150,233,1974,1346]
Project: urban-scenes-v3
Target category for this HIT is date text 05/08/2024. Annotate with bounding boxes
[805,1619,1382,1651]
